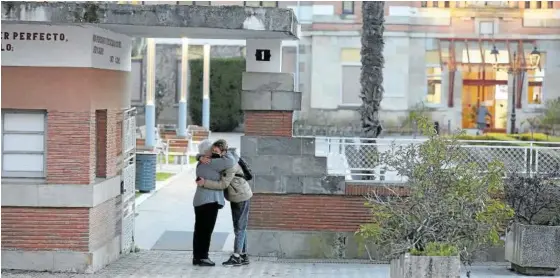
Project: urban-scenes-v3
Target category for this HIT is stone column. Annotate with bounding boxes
[177,38,189,138]
[202,44,211,130]
[145,38,156,148]
[241,40,361,259]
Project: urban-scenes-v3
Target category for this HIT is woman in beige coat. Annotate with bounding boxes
[196,139,253,267]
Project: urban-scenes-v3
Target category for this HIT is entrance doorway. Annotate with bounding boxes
[461,69,509,131]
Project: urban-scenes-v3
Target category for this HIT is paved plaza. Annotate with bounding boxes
[2,251,557,277]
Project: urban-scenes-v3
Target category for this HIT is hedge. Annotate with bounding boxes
[189,58,245,132]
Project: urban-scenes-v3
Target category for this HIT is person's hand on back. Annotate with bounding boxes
[199,156,211,164]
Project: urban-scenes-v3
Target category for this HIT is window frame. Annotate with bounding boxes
[547,1,554,8]
[1,110,47,179]
[527,68,545,107]
[342,1,355,15]
[425,64,443,107]
[339,62,362,108]
[524,1,531,8]
[421,1,428,7]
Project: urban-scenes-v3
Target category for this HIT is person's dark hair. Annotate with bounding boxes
[212,139,228,152]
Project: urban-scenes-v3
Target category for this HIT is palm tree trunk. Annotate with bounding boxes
[356,1,385,180]
[360,1,385,138]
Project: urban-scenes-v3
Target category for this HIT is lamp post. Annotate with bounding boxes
[490,44,541,134]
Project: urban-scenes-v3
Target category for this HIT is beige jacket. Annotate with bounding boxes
[202,163,253,203]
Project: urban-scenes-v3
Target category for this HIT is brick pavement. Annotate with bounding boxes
[2,251,558,278]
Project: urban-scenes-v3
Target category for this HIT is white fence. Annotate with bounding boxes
[312,137,560,183]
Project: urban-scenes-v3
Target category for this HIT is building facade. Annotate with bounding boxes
[127,1,560,134]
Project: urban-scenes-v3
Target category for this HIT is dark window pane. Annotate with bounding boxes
[525,1,531,8]
[444,1,450,7]
[433,1,439,7]
[536,1,542,8]
[342,1,354,14]
[547,1,554,8]
[421,1,428,7]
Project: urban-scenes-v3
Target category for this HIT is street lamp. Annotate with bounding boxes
[529,46,541,68]
[490,45,500,66]
[489,44,541,134]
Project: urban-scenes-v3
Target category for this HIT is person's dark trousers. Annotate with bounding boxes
[231,200,250,254]
[193,202,220,261]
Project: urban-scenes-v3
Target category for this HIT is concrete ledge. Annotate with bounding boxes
[1,176,121,207]
[2,235,121,273]
[247,230,507,261]
[242,72,295,91]
[242,90,301,111]
[247,230,372,259]
[1,3,299,39]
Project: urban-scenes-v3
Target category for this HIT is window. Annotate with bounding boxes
[525,1,531,8]
[528,69,545,105]
[432,1,439,7]
[444,1,450,8]
[547,1,554,8]
[421,1,428,7]
[536,1,542,8]
[478,21,494,35]
[2,111,46,178]
[426,67,442,106]
[244,1,278,7]
[342,1,354,14]
[341,65,361,106]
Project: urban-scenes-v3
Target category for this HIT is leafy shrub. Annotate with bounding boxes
[189,58,245,132]
[357,116,514,264]
[410,242,459,257]
[505,171,560,226]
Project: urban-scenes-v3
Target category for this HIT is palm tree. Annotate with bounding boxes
[360,1,385,138]
[356,1,385,180]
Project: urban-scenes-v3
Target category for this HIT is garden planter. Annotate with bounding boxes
[505,222,560,276]
[390,253,460,278]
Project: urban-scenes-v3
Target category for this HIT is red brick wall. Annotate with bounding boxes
[248,194,370,232]
[245,111,293,137]
[96,110,108,177]
[47,111,96,184]
[248,184,415,232]
[1,207,89,251]
[89,197,120,251]
[96,109,119,178]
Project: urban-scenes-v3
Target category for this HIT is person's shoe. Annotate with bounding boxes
[192,258,201,265]
[198,258,215,267]
[240,254,250,265]
[222,254,242,267]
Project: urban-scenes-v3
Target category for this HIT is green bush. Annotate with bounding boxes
[357,116,514,264]
[189,58,245,132]
[410,242,459,257]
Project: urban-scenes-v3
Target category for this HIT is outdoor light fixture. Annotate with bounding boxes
[490,45,500,66]
[529,46,541,68]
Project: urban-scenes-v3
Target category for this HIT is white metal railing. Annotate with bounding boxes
[314,137,560,183]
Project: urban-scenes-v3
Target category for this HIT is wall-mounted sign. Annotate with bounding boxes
[1,24,131,72]
[255,49,271,61]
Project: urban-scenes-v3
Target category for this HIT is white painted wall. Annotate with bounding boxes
[2,23,131,71]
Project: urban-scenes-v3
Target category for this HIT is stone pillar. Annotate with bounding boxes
[177,38,189,138]
[202,44,211,130]
[241,40,367,259]
[145,38,156,148]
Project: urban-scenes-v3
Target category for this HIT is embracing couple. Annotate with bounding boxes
[192,139,253,267]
